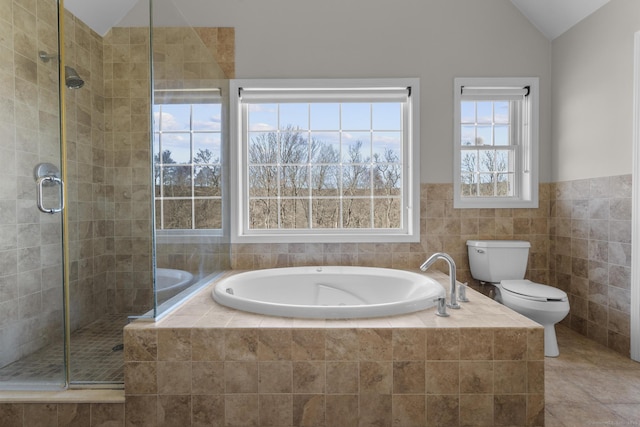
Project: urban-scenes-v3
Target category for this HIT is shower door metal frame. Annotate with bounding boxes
[57,0,72,388]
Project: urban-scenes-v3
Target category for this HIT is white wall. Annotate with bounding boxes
[552,0,640,182]
[123,0,552,183]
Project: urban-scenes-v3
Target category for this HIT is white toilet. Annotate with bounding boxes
[466,240,570,357]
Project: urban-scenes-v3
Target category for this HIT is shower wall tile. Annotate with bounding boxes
[550,174,632,356]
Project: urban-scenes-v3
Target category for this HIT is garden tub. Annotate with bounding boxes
[156,268,194,300]
[211,266,446,319]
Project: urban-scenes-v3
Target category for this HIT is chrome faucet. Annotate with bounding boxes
[420,252,461,309]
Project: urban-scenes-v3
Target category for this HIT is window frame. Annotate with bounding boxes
[453,77,539,209]
[230,78,420,243]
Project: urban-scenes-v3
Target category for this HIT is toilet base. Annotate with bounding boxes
[543,324,559,357]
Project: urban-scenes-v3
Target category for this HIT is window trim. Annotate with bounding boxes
[453,77,539,209]
[230,78,420,243]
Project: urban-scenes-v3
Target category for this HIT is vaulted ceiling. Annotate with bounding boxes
[65,0,610,40]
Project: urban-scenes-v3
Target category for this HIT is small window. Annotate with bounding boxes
[453,77,539,208]
[153,89,223,231]
[230,79,420,243]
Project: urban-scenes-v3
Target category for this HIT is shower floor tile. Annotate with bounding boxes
[0,314,128,385]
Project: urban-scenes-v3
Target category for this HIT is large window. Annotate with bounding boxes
[453,77,539,208]
[231,79,420,243]
[153,89,223,230]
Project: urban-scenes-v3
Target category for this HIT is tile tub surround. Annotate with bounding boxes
[124,271,545,426]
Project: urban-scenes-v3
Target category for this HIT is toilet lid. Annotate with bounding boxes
[500,280,567,301]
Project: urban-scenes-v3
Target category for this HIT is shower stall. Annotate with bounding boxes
[0,0,230,389]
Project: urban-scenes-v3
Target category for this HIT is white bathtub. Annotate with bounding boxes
[156,268,194,300]
[211,266,446,319]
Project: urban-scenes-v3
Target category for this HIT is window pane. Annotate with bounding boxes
[461,151,478,173]
[476,102,493,123]
[345,132,371,160]
[343,139,370,163]
[159,104,191,130]
[373,198,401,228]
[163,199,192,229]
[460,174,477,196]
[311,165,339,196]
[494,101,509,124]
[194,166,221,196]
[312,140,340,164]
[249,132,278,164]
[478,150,496,173]
[280,166,308,197]
[192,104,221,131]
[280,130,309,164]
[374,163,401,196]
[249,104,277,131]
[495,150,510,172]
[476,126,492,146]
[280,198,308,228]
[162,166,191,197]
[478,174,495,196]
[193,133,221,163]
[461,125,476,146]
[312,199,340,228]
[461,102,475,123]
[311,132,340,157]
[372,103,401,130]
[342,198,371,228]
[310,103,339,130]
[249,199,278,229]
[161,133,191,163]
[342,165,371,196]
[249,166,278,197]
[496,173,513,196]
[494,125,509,146]
[341,103,370,130]
[372,132,401,162]
[280,103,308,130]
[194,199,222,229]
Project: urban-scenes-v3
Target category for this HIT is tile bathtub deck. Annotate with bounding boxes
[153,270,542,329]
[546,325,640,426]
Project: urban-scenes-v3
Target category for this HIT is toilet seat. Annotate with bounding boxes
[500,279,568,302]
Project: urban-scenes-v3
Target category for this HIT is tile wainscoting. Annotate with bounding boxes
[231,176,633,357]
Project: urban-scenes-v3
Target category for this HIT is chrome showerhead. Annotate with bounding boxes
[64,66,84,89]
[39,51,85,89]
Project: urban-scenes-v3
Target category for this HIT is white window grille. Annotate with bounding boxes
[230,79,420,243]
[453,77,539,208]
[153,89,223,230]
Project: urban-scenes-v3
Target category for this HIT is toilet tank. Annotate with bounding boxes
[466,240,531,283]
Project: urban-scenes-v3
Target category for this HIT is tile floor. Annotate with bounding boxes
[546,325,640,426]
[0,314,128,385]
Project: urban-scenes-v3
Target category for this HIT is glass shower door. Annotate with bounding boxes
[0,0,67,388]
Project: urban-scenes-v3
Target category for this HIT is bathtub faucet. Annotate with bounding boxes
[420,252,461,309]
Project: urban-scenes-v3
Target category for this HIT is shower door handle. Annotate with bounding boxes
[36,176,65,214]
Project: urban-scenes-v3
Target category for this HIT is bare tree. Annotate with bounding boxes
[373,149,402,228]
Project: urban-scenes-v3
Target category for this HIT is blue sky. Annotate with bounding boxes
[247,102,403,163]
[153,103,222,164]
